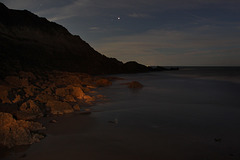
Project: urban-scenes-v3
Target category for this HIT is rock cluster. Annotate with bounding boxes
[0,71,110,148]
[0,71,110,115]
[0,112,45,148]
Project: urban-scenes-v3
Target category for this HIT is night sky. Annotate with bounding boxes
[1,0,240,66]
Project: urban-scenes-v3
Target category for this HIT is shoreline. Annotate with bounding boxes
[0,70,114,149]
[1,69,240,160]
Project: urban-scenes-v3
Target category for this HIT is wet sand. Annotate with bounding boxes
[2,68,240,160]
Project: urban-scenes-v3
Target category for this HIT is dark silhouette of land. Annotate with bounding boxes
[0,2,153,77]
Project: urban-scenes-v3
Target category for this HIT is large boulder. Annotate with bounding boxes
[0,112,45,148]
[46,100,74,115]
[71,86,85,99]
[16,100,43,120]
[95,78,112,87]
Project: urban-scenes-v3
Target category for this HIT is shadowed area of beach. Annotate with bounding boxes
[1,67,240,160]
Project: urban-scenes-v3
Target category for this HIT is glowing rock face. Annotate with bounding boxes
[46,100,74,115]
[0,112,45,148]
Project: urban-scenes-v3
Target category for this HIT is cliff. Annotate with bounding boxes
[0,2,149,77]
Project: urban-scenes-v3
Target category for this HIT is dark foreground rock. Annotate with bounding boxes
[16,100,43,120]
[0,112,45,148]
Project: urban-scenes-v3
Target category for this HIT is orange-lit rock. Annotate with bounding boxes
[11,94,21,103]
[64,95,76,102]
[86,85,96,89]
[16,100,43,120]
[46,100,74,115]
[95,78,112,87]
[96,95,105,99]
[0,70,114,148]
[55,85,85,100]
[73,104,81,111]
[0,112,45,148]
[70,86,85,99]
[83,95,95,103]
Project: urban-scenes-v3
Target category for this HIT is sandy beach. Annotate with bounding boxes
[1,67,240,160]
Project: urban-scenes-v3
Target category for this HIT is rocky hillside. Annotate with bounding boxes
[0,2,149,77]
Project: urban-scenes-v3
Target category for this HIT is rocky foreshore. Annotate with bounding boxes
[0,71,112,148]
[0,2,147,150]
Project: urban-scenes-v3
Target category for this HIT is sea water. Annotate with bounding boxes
[2,67,240,160]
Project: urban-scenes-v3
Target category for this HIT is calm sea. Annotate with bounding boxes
[2,67,240,160]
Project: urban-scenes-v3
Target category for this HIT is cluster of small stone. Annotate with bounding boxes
[0,71,111,148]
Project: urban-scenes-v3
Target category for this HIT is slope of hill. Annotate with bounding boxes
[0,2,149,77]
